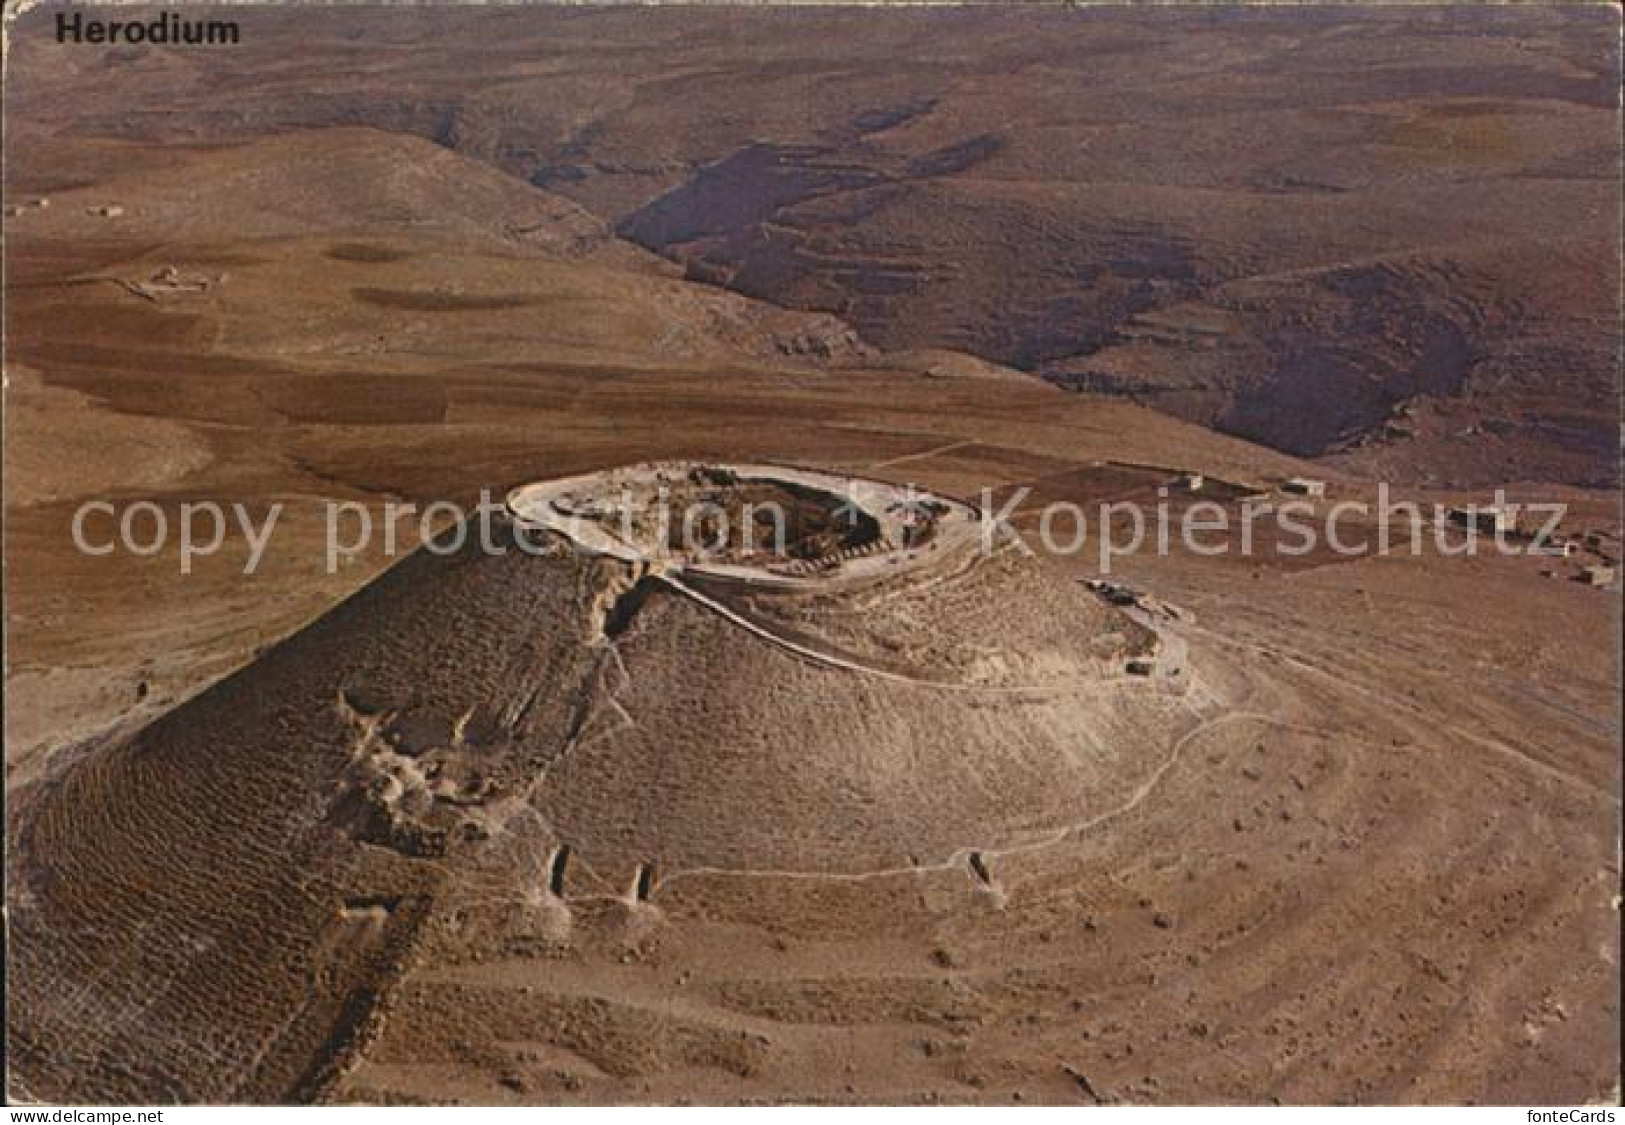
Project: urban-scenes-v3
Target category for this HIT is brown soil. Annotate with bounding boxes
[10,4,1615,484]
[3,5,1619,1108]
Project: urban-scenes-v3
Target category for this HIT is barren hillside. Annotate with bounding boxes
[3,3,1620,1108]
[7,3,1619,484]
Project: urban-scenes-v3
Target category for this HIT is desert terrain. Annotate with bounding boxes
[3,3,1621,1107]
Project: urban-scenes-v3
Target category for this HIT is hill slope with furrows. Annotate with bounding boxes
[10,506,1620,1105]
[4,7,1621,1107]
[4,517,1181,1100]
[6,3,1617,484]
[5,532,601,1102]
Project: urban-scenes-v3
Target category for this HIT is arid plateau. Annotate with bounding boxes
[3,3,1620,1106]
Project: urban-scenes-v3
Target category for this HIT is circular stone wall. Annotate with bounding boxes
[507,460,980,588]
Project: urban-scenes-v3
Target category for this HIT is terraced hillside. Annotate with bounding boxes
[3,3,1619,1107]
[13,490,1619,1103]
[6,498,1171,1100]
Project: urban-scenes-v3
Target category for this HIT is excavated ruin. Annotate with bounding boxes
[8,463,1187,1102]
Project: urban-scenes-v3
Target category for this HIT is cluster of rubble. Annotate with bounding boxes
[121,265,221,302]
[1082,579,1184,617]
[335,693,508,859]
[3,196,50,218]
[1443,507,1619,587]
[5,198,128,218]
[1081,578,1184,679]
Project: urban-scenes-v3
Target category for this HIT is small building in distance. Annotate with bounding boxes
[1281,477,1326,498]
[1083,578,1143,608]
[1447,505,1517,535]
[1175,471,1205,492]
[1580,564,1615,587]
